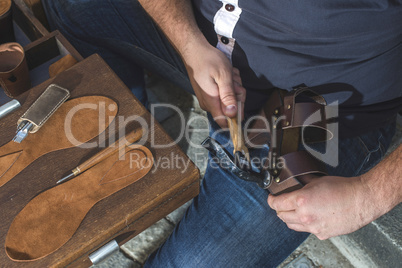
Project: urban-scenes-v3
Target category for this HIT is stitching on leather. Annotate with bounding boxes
[21,85,69,129]
[37,87,70,126]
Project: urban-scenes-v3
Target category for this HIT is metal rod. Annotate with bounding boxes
[0,99,21,120]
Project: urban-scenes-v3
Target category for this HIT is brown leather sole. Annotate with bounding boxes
[0,96,118,188]
[5,144,153,261]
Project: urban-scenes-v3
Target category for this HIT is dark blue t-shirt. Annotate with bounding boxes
[193,0,402,136]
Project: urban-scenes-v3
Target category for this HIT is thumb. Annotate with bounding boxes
[218,81,238,118]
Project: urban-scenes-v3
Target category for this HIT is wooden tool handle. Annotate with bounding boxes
[73,128,144,175]
[227,117,250,161]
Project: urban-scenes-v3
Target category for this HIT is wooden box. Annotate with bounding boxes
[23,30,83,74]
[20,0,50,30]
[12,0,49,43]
[11,0,83,72]
[0,54,200,267]
[1,0,83,104]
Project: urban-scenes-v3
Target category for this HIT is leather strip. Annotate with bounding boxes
[261,86,332,195]
[278,151,327,182]
[17,84,70,133]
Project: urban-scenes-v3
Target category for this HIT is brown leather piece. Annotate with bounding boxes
[258,87,331,195]
[0,43,30,97]
[49,54,79,78]
[267,151,327,195]
[245,109,271,147]
[0,0,15,44]
[0,96,118,188]
[5,144,153,261]
[18,84,70,133]
[278,151,327,182]
[0,0,11,15]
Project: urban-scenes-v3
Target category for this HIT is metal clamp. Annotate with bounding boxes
[202,137,271,189]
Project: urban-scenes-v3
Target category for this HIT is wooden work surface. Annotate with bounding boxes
[0,54,200,267]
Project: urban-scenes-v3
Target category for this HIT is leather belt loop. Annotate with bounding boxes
[260,85,332,195]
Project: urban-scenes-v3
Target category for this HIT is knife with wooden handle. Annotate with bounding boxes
[227,117,251,170]
[57,128,144,184]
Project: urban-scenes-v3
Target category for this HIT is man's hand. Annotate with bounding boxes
[138,0,245,128]
[268,145,401,240]
[267,176,377,240]
[183,41,246,127]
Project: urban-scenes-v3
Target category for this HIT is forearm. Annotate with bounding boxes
[138,0,208,57]
[361,144,402,217]
[138,0,245,124]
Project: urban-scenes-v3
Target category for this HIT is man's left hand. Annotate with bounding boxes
[267,176,377,240]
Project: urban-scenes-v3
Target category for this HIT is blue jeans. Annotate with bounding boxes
[42,1,396,267]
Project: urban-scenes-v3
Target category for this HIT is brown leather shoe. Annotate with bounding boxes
[0,0,15,44]
[0,42,31,97]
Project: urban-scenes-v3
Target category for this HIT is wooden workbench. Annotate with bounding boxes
[0,54,200,267]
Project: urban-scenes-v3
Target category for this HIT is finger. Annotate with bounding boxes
[268,193,297,212]
[233,84,246,120]
[215,76,238,118]
[196,79,228,128]
[232,69,242,86]
[233,83,246,103]
[205,93,228,128]
[277,210,300,225]
[232,68,245,119]
[233,67,240,76]
[286,223,308,233]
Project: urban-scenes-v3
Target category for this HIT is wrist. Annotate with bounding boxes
[358,173,397,222]
[179,35,212,63]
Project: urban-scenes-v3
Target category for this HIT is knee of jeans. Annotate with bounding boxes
[43,0,107,32]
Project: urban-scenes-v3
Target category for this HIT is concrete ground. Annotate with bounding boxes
[91,75,401,268]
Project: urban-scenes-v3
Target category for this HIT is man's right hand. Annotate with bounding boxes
[138,0,246,129]
[182,40,246,128]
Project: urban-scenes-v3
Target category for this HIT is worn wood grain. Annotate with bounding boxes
[0,54,200,267]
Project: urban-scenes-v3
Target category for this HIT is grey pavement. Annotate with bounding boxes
[92,75,402,267]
